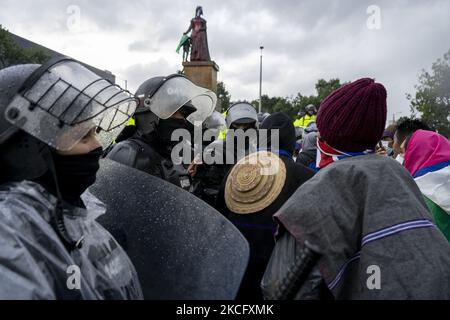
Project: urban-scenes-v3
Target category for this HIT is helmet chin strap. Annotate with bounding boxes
[43,146,84,251]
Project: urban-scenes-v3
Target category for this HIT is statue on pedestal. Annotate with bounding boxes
[182,6,211,62]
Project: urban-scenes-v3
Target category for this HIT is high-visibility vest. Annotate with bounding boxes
[218,111,228,140]
[293,114,316,129]
[127,117,136,126]
[218,128,228,141]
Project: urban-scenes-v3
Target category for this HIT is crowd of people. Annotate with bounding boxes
[0,57,449,299]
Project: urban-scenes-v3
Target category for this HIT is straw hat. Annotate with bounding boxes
[225,151,286,214]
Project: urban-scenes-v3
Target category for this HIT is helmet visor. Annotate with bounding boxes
[5,60,137,151]
[146,76,216,124]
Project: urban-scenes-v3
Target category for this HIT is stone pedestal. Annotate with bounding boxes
[182,61,219,94]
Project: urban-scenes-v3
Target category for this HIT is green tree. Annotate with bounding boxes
[316,78,343,101]
[408,49,450,137]
[0,25,50,69]
[272,97,295,118]
[217,81,231,112]
[250,95,295,117]
[293,78,343,118]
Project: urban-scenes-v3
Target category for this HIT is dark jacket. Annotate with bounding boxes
[194,134,256,206]
[106,133,191,190]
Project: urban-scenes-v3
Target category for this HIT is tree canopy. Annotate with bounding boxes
[408,49,450,137]
[247,78,344,119]
[0,25,50,69]
[217,81,231,113]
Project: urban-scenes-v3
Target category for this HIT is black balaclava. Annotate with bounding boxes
[157,118,191,143]
[156,116,194,157]
[259,112,296,157]
[35,147,103,208]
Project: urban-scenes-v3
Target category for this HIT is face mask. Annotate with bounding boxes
[158,118,191,147]
[51,147,103,205]
[395,154,405,165]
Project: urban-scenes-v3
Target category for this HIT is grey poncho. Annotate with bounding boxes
[0,181,143,299]
[265,155,450,299]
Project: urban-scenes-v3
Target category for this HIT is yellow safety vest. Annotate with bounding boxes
[219,111,228,140]
[127,117,136,126]
[293,114,316,129]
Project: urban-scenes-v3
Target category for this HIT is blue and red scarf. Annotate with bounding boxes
[316,139,373,169]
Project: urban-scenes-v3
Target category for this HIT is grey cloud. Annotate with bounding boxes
[118,58,180,93]
[1,0,449,119]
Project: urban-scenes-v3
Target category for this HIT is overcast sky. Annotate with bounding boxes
[1,0,449,121]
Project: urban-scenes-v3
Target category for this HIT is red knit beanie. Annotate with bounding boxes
[316,78,387,152]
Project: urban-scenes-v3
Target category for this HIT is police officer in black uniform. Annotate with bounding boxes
[0,58,142,299]
[106,74,216,191]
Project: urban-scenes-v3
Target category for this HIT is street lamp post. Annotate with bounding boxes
[259,46,264,114]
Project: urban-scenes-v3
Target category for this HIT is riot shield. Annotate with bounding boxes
[90,159,249,300]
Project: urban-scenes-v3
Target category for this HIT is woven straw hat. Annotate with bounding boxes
[225,151,286,214]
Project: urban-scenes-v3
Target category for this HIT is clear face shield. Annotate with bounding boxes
[143,76,216,125]
[4,59,137,151]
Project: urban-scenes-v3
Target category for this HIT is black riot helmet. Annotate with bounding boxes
[133,74,216,135]
[0,57,137,183]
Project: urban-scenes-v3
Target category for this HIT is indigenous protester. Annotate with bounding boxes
[294,104,317,129]
[190,102,259,206]
[262,78,450,300]
[216,112,315,300]
[393,118,431,160]
[403,130,450,242]
[376,124,397,157]
[0,59,143,299]
[105,75,216,191]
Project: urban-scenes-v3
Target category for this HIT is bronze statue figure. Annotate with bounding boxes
[183,6,211,62]
[182,37,192,62]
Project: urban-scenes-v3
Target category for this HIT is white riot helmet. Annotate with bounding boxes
[136,75,216,123]
[2,57,137,151]
[226,102,258,129]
